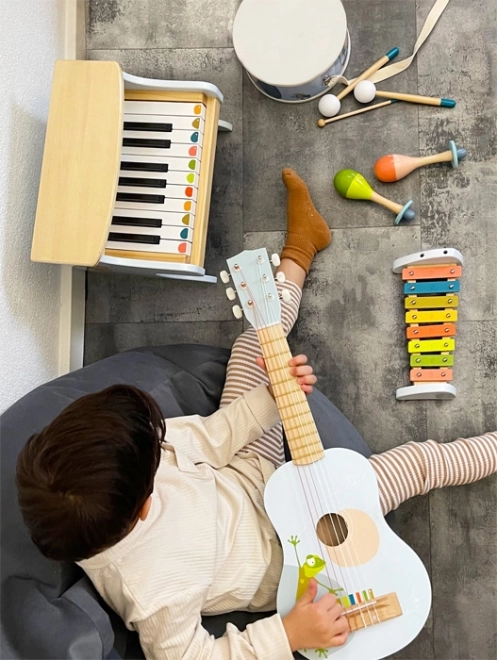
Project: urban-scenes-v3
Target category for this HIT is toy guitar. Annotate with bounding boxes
[222,248,432,660]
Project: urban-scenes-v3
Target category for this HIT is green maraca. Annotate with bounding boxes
[334,169,416,224]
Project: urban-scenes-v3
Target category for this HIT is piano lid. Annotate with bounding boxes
[32,60,123,267]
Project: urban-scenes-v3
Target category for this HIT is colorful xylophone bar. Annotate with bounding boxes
[393,248,464,400]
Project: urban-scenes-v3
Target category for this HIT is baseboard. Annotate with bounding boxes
[58,0,87,374]
[65,0,86,60]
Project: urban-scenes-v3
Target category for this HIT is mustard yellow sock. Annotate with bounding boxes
[280,168,332,273]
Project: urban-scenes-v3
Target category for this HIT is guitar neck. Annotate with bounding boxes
[256,323,325,466]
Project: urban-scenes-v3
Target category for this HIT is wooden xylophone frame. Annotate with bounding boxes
[393,248,463,400]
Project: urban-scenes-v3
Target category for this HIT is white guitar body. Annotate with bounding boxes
[223,248,432,660]
[265,448,432,660]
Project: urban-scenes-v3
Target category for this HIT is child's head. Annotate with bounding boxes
[16,385,165,563]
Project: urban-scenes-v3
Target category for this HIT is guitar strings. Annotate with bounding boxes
[246,257,380,628]
[246,262,349,599]
[250,263,367,610]
[242,260,375,627]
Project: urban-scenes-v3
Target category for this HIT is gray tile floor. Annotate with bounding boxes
[85,1,497,657]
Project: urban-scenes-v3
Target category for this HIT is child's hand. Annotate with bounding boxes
[282,579,349,652]
[255,354,317,394]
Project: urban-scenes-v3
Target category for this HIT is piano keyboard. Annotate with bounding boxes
[107,100,207,256]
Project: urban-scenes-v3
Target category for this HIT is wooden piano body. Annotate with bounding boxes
[31,60,232,283]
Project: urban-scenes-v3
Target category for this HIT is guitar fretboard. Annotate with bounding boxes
[256,324,325,466]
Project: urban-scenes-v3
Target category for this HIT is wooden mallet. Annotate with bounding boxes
[318,100,399,127]
[317,47,399,118]
[353,81,456,108]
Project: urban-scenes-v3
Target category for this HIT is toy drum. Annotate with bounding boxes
[233,0,350,103]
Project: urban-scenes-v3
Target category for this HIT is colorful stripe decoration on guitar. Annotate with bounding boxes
[393,248,463,400]
[223,247,432,660]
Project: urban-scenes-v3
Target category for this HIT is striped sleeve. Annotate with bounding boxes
[136,605,293,660]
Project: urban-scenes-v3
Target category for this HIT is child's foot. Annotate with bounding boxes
[280,168,331,273]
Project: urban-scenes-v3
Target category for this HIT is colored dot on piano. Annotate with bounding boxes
[185,187,193,198]
[188,160,196,170]
[178,242,188,254]
[192,118,200,129]
[184,201,192,211]
[187,173,195,183]
[182,214,190,225]
[194,105,202,115]
[189,146,197,156]
[180,228,189,239]
[190,132,199,143]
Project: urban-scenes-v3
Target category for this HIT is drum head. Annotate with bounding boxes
[233,0,347,87]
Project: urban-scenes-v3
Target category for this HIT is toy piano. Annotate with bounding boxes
[393,248,463,400]
[31,60,232,282]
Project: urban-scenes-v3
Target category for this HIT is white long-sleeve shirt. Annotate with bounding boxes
[79,385,294,660]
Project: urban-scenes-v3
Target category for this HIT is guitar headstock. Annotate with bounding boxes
[221,248,287,330]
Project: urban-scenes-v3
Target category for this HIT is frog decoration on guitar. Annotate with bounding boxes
[289,536,346,659]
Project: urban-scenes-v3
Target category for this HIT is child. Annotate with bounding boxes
[17,170,496,660]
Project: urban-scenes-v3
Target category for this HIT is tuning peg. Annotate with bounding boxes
[276,272,286,283]
[220,270,230,284]
[271,253,281,267]
[281,290,292,302]
[226,287,236,301]
[232,304,243,319]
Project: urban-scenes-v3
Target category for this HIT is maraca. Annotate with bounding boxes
[334,169,415,224]
[353,80,456,108]
[318,47,399,118]
[374,140,467,182]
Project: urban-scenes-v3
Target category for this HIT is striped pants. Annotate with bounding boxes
[220,280,497,516]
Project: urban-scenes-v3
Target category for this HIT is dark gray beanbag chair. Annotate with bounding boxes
[1,344,378,659]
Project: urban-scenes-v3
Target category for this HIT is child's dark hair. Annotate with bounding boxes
[16,385,165,563]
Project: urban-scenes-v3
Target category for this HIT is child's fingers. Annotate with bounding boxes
[255,356,266,371]
[298,375,317,385]
[291,365,313,377]
[289,354,308,366]
[300,384,314,394]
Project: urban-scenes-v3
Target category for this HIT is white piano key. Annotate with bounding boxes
[116,184,198,201]
[124,100,206,119]
[115,196,197,214]
[121,142,202,159]
[124,112,205,133]
[123,129,203,148]
[110,224,194,242]
[119,153,201,174]
[106,238,192,256]
[111,208,195,229]
[118,169,199,188]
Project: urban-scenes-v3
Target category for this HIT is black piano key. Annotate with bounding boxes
[123,138,171,149]
[118,176,166,188]
[112,216,162,228]
[116,192,165,204]
[124,121,172,132]
[120,161,169,173]
[108,232,160,245]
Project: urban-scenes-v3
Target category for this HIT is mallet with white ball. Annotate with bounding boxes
[353,80,456,108]
[317,47,399,119]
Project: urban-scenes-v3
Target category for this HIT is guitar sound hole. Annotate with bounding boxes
[316,513,348,547]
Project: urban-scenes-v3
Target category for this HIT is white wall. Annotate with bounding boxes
[0,0,67,413]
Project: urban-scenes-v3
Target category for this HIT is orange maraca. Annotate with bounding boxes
[374,140,467,182]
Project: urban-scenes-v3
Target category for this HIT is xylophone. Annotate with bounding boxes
[393,248,463,400]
